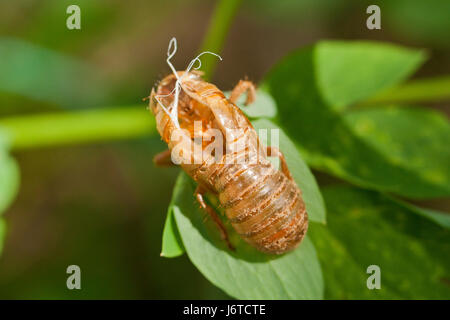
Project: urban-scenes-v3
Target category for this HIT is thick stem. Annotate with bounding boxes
[199,0,242,80]
[361,75,450,105]
[0,107,156,151]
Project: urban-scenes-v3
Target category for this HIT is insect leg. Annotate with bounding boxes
[266,146,294,181]
[229,80,256,106]
[195,186,235,251]
[153,149,175,167]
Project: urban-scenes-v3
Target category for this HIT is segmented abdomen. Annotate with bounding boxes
[212,161,308,254]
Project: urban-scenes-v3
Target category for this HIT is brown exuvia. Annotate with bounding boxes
[148,71,308,254]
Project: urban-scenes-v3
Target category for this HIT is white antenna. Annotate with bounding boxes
[154,38,222,129]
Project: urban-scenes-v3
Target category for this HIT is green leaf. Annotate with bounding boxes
[161,202,185,258]
[309,186,450,299]
[225,89,277,119]
[252,119,326,223]
[316,41,426,110]
[344,106,450,197]
[0,37,110,108]
[263,41,449,198]
[172,172,323,299]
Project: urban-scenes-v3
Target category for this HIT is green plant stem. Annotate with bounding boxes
[0,106,156,151]
[199,0,242,80]
[362,75,450,105]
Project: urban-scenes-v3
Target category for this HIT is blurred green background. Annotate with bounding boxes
[0,0,449,299]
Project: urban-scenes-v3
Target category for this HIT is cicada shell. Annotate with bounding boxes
[149,71,308,254]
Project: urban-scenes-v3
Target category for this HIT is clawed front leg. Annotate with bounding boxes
[195,186,235,251]
[229,80,256,106]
